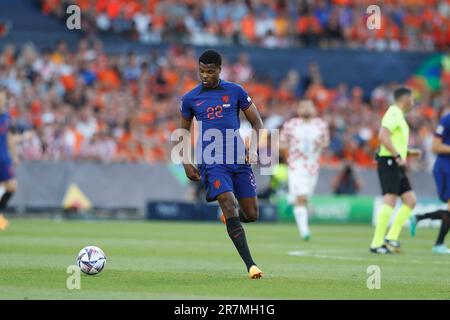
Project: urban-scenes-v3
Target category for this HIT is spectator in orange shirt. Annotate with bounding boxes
[296,8,322,46]
[306,76,331,111]
[241,13,256,43]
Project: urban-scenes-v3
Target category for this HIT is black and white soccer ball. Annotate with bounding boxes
[76,246,106,275]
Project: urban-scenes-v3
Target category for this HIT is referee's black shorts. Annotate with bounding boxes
[377,156,413,196]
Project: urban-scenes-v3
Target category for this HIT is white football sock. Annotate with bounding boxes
[294,205,310,238]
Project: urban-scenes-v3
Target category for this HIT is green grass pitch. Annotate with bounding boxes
[0,218,449,299]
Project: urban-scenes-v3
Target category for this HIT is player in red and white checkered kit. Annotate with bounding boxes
[280,100,329,240]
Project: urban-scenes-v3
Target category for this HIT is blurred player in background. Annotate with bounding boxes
[370,87,421,254]
[179,50,264,279]
[410,106,450,254]
[0,90,18,231]
[280,100,329,241]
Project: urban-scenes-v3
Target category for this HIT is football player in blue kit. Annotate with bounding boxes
[410,106,450,254]
[179,50,264,279]
[0,90,18,231]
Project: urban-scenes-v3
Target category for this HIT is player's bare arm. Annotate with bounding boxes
[7,131,18,166]
[320,123,330,149]
[431,135,450,154]
[243,103,264,164]
[279,144,289,161]
[180,116,200,181]
[320,137,330,149]
[379,126,405,166]
[407,148,422,157]
[279,122,290,161]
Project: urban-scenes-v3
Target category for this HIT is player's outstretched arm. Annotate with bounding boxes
[431,136,450,155]
[179,116,200,181]
[243,103,264,164]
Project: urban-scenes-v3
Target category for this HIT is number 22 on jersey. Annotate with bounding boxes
[207,106,223,120]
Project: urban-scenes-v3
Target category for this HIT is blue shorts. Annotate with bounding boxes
[0,161,14,182]
[198,164,257,202]
[433,170,450,202]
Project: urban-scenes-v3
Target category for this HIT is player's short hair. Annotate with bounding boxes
[394,87,412,101]
[199,50,222,66]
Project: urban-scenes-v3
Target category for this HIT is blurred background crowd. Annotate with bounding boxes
[0,0,447,172]
[1,37,448,171]
[42,0,450,51]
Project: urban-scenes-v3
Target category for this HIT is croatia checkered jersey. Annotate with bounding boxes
[179,80,253,164]
[280,117,328,174]
[434,113,450,173]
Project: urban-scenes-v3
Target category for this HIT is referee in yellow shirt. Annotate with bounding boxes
[370,87,421,254]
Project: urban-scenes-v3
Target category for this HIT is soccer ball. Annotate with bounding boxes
[76,246,106,275]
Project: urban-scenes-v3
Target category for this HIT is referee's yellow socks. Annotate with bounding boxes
[370,204,394,248]
[386,205,413,241]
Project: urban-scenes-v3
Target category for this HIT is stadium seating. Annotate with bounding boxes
[42,0,450,51]
[0,39,448,171]
[0,1,447,171]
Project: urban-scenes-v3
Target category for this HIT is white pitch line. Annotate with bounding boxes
[288,250,450,265]
[288,251,369,262]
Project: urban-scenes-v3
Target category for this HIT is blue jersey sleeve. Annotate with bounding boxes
[237,85,252,111]
[180,96,194,120]
[435,115,450,138]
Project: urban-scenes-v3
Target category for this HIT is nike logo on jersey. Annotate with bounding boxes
[196,100,206,106]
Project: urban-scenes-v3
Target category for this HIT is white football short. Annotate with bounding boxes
[288,169,318,202]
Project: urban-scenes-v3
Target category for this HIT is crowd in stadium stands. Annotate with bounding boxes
[41,0,450,51]
[0,39,448,170]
